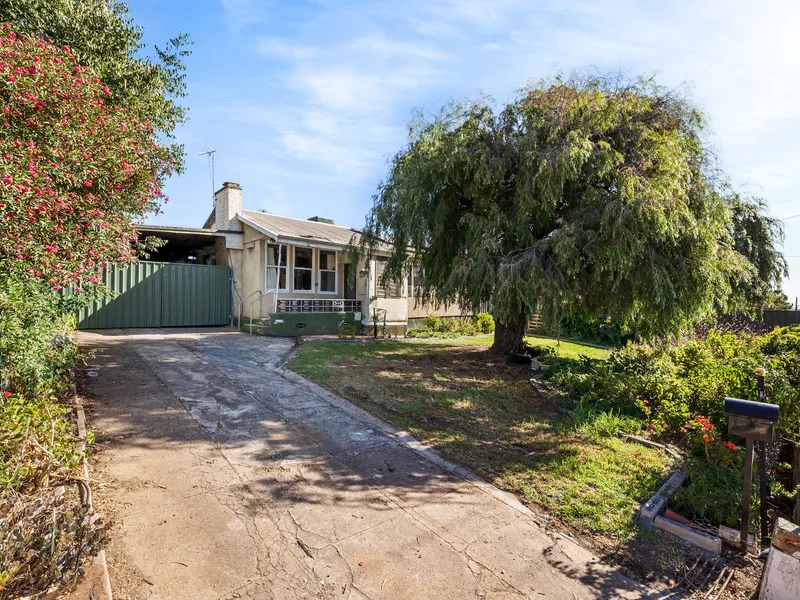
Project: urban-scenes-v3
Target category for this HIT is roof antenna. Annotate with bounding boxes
[199,148,217,205]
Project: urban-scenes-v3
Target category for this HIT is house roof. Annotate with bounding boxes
[238,210,362,248]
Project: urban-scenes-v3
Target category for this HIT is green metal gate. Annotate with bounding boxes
[77,262,232,329]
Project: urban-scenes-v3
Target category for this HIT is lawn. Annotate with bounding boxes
[408,333,612,360]
[288,336,668,538]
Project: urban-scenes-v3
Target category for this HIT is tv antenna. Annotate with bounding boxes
[199,148,217,204]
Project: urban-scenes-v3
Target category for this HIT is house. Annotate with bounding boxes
[184,181,464,335]
[75,180,467,333]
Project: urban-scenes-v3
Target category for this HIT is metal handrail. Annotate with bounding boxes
[248,291,269,332]
[237,290,261,331]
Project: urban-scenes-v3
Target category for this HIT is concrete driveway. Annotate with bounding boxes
[79,328,665,600]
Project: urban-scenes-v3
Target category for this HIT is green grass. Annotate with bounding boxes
[406,332,612,359]
[289,336,668,538]
[524,335,612,360]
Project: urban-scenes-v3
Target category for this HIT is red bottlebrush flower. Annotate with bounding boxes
[44,245,56,252]
[2,175,12,184]
[2,391,12,397]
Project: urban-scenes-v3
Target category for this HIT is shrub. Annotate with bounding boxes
[338,319,357,339]
[0,26,172,596]
[425,314,442,331]
[0,279,82,397]
[548,326,800,529]
[672,453,757,528]
[439,317,457,333]
[0,25,173,290]
[473,312,495,334]
[412,314,484,338]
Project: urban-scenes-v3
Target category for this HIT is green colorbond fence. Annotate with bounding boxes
[77,261,231,329]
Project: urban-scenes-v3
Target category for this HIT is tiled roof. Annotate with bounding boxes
[239,210,362,247]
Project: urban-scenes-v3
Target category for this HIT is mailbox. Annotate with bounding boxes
[723,397,779,442]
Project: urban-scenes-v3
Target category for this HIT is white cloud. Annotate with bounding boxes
[209,0,800,297]
[219,0,273,30]
[348,33,453,62]
[256,38,317,60]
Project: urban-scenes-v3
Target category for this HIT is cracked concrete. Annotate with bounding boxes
[80,328,669,600]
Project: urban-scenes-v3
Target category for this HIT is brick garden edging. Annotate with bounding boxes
[639,467,723,554]
[68,387,113,600]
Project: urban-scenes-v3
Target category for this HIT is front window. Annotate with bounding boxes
[318,250,337,293]
[293,247,313,291]
[267,244,288,291]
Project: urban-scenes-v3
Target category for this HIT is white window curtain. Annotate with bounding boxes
[266,244,288,291]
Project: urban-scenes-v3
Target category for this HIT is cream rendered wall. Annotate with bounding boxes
[238,231,369,320]
[213,237,243,317]
[364,257,409,323]
[239,225,266,319]
[408,298,468,319]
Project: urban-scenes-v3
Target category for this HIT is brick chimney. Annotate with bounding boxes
[214,182,242,231]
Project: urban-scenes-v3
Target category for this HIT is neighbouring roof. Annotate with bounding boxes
[238,210,363,248]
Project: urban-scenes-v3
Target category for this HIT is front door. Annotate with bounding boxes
[343,264,357,299]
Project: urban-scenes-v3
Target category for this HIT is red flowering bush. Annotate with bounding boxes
[0,24,173,288]
[0,26,172,595]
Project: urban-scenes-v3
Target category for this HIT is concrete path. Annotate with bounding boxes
[79,328,666,600]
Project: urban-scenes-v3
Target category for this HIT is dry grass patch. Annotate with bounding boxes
[289,339,669,539]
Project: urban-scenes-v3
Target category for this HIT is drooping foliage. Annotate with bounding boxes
[360,72,785,352]
[0,26,175,289]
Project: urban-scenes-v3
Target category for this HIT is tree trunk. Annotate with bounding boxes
[491,312,527,355]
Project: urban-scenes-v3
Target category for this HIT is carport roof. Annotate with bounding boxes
[138,224,224,237]
[136,224,236,262]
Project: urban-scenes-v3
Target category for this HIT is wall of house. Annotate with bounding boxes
[236,225,369,320]
[407,298,467,319]
[213,237,243,317]
[364,257,408,325]
[239,226,266,320]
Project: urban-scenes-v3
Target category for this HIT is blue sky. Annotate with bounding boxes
[132,0,800,302]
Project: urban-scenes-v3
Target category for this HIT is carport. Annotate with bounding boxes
[77,225,234,329]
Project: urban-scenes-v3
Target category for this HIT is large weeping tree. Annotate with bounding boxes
[359,72,785,354]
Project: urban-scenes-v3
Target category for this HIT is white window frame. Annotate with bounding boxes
[267,243,289,292]
[318,249,338,295]
[292,246,315,294]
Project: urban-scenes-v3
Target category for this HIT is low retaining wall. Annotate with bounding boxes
[240,312,361,336]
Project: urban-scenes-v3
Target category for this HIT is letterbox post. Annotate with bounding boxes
[741,436,754,545]
[723,392,779,550]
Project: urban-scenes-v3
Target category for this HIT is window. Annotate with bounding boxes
[266,244,288,291]
[375,258,402,298]
[409,260,423,296]
[318,250,337,293]
[293,247,313,291]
